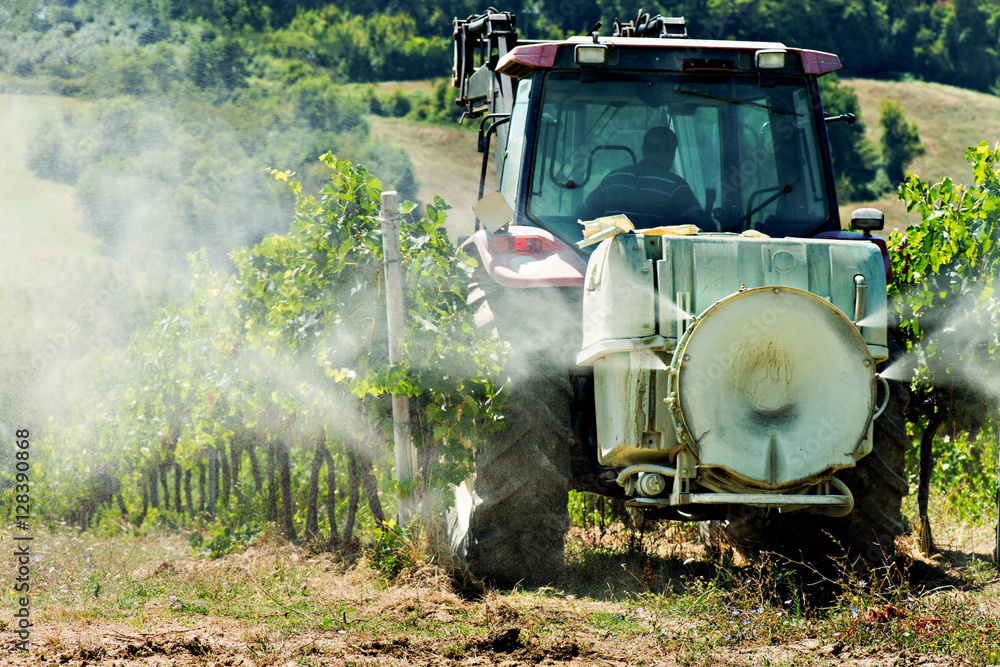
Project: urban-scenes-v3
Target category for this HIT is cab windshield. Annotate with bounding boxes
[525,71,833,240]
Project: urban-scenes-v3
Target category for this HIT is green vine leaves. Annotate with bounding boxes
[234,154,509,492]
[890,141,1000,432]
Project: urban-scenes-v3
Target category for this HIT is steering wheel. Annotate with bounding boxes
[554,145,637,189]
[746,185,782,216]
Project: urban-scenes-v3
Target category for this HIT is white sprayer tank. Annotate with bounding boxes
[577,233,888,491]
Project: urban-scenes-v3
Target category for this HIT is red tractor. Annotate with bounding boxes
[447,10,908,585]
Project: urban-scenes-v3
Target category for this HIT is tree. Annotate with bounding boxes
[880,98,926,186]
[944,0,1000,92]
[819,75,880,201]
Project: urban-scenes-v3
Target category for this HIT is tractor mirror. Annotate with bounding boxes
[474,191,514,233]
[850,208,884,236]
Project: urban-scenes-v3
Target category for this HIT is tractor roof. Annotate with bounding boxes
[496,35,841,79]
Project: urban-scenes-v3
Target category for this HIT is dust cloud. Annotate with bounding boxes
[1,90,381,441]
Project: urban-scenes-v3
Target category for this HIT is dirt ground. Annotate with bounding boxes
[0,616,936,667]
[0,597,935,667]
[1,524,989,667]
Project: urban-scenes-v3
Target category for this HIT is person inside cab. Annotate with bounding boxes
[582,126,714,230]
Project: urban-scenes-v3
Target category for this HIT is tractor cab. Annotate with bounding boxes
[456,13,844,248]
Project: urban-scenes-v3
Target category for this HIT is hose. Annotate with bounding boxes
[616,464,677,496]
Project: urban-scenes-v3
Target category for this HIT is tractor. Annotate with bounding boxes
[447,10,908,585]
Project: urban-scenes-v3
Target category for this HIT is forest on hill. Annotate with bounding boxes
[5,0,1000,89]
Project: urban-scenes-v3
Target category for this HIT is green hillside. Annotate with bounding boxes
[840,78,1000,235]
[850,79,1000,186]
[0,94,147,430]
[368,114,487,238]
[0,94,93,257]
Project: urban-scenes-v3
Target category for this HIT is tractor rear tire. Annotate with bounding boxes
[823,374,910,567]
[448,274,576,587]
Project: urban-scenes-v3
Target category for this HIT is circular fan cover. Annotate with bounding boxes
[673,286,875,489]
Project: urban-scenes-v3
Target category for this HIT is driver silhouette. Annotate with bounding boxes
[582,126,713,229]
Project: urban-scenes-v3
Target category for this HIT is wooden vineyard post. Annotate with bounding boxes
[380,191,416,525]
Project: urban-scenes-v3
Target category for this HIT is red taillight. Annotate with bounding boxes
[490,236,543,253]
[516,237,542,252]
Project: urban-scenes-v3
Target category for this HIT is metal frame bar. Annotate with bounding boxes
[627,493,850,508]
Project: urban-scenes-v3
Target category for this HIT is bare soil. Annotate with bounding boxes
[1,523,992,667]
[0,614,930,667]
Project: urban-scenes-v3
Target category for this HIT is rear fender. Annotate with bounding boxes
[463,226,586,288]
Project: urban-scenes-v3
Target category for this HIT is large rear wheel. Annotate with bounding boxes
[823,374,910,566]
[447,271,577,586]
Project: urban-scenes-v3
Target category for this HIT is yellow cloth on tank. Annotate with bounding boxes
[576,214,635,248]
[636,224,701,236]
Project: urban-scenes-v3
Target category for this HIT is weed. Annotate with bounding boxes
[245,630,276,659]
[87,573,102,598]
[442,642,466,658]
[588,608,645,636]
[670,627,718,667]
[367,518,426,578]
